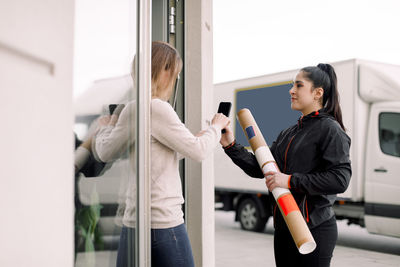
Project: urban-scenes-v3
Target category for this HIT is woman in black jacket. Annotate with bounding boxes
[220,63,351,267]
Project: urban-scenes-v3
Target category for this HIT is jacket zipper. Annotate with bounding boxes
[283,136,295,173]
[300,196,310,223]
[278,116,314,225]
[305,199,309,223]
[273,135,295,226]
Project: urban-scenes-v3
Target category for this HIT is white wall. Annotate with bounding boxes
[0,1,74,266]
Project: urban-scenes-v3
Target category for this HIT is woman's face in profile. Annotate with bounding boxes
[289,71,317,113]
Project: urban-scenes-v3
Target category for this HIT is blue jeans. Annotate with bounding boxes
[116,224,195,267]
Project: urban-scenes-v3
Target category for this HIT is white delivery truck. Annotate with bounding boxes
[214,59,400,238]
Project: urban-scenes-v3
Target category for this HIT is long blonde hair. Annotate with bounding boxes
[151,41,182,98]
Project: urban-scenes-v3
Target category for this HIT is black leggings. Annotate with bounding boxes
[274,216,338,267]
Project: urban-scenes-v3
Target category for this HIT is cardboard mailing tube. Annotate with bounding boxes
[237,108,316,254]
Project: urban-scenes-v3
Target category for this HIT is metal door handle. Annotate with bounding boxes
[374,168,387,173]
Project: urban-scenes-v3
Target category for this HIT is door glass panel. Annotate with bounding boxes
[73,0,138,266]
[379,112,400,157]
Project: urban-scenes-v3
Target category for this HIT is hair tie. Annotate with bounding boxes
[317,63,330,74]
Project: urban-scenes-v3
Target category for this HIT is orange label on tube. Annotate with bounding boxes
[277,194,299,216]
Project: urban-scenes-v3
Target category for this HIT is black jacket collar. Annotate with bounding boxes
[297,108,331,128]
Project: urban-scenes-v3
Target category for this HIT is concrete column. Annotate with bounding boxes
[185,0,215,266]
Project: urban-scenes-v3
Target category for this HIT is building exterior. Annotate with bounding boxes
[0,1,215,266]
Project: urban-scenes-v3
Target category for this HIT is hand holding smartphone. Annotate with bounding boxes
[217,102,232,133]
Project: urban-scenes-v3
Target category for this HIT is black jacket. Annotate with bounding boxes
[74,134,107,209]
[224,109,352,229]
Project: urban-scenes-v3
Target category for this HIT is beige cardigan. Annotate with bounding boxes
[93,98,221,229]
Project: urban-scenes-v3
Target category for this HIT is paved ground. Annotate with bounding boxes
[76,210,400,266]
[215,210,400,267]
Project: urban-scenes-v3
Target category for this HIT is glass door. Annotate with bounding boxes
[73,0,151,266]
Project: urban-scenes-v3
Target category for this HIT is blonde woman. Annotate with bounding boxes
[93,41,229,267]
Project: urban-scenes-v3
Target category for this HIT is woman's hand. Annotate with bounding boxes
[109,114,119,126]
[211,113,230,129]
[220,125,235,147]
[265,171,290,191]
[97,114,119,127]
[97,115,111,127]
[80,137,93,151]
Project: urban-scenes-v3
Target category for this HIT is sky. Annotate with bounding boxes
[73,0,400,96]
[213,0,400,83]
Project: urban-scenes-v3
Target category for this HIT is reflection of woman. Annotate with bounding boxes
[93,41,229,267]
[74,132,106,258]
[220,64,351,266]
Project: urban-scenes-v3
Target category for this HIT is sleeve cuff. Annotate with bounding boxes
[75,146,90,171]
[223,139,236,150]
[211,125,222,142]
[91,135,104,163]
[288,174,292,189]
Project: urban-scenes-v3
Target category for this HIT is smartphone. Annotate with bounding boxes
[109,104,118,115]
[217,102,232,133]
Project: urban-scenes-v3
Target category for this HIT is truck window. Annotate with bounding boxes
[379,112,400,157]
[235,82,301,146]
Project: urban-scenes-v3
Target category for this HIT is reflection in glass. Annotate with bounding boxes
[73,0,137,266]
[74,75,136,267]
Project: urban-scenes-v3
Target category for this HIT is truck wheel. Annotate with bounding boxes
[238,198,267,232]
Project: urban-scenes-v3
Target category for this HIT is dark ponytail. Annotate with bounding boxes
[301,63,345,131]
